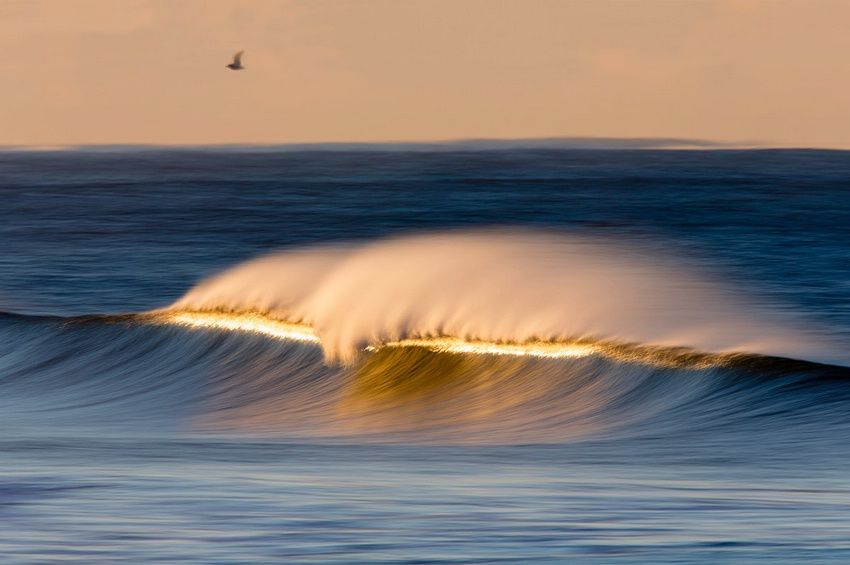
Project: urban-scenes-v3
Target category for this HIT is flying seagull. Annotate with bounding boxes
[226,51,244,70]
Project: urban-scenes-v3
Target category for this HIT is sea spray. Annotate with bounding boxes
[168,230,844,365]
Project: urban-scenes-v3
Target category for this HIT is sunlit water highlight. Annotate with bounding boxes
[157,309,598,359]
[371,336,597,359]
[156,309,732,369]
[160,310,320,344]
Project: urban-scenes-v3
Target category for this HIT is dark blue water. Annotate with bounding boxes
[1,148,849,563]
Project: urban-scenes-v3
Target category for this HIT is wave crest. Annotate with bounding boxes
[168,231,842,365]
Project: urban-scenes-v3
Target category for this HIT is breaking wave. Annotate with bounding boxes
[1,231,848,444]
[167,230,844,365]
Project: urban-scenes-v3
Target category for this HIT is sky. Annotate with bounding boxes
[2,0,849,147]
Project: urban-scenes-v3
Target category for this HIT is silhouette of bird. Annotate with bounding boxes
[226,51,244,70]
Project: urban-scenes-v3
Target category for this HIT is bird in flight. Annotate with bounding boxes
[226,51,245,70]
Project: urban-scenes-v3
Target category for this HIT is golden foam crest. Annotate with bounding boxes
[369,338,598,359]
[159,311,320,344]
[158,310,597,359]
[155,310,722,368]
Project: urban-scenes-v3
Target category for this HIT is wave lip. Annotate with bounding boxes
[158,309,601,359]
[155,309,753,370]
[371,336,598,359]
[160,311,319,344]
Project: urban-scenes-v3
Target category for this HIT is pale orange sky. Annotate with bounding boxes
[2,0,849,147]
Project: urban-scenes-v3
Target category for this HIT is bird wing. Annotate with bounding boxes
[233,51,244,65]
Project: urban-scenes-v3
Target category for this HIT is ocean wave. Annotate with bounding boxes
[1,230,847,443]
[167,230,845,365]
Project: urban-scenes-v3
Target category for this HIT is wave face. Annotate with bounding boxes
[1,309,848,445]
[170,231,844,365]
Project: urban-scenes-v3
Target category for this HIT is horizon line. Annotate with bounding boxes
[1,136,845,153]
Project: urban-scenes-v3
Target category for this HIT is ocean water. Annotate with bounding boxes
[1,147,849,563]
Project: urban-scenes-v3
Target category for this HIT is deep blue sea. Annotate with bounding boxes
[1,147,849,563]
